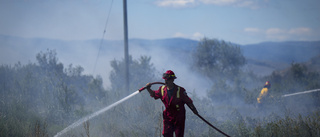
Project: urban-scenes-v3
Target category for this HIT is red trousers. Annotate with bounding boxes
[162,111,186,137]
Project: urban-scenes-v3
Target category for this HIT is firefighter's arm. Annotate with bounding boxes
[187,103,198,115]
[180,88,198,114]
[146,83,155,97]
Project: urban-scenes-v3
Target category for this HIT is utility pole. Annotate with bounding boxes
[123,0,129,91]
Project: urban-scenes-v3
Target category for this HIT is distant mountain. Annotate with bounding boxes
[128,39,320,65]
[129,38,198,52]
[241,41,320,63]
[239,41,320,76]
[1,34,320,77]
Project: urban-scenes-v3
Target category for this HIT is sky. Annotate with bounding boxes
[0,0,320,45]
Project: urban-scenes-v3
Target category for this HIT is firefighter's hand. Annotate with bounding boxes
[187,103,198,115]
[192,108,199,115]
[145,83,151,89]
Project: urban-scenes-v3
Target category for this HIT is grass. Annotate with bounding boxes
[216,111,320,137]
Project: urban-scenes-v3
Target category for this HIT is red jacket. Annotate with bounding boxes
[151,84,193,121]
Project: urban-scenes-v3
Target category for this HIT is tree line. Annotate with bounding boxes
[0,38,319,136]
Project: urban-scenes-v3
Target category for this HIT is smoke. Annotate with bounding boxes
[0,36,212,96]
[54,90,140,137]
[1,35,319,136]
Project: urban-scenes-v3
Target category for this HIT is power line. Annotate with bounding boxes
[92,0,114,75]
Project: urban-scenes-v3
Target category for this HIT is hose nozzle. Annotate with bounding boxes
[138,87,147,92]
[138,82,165,92]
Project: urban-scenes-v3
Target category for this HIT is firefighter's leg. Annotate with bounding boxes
[174,114,186,137]
[163,118,174,137]
[174,121,185,137]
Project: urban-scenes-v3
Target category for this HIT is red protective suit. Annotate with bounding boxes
[151,84,193,137]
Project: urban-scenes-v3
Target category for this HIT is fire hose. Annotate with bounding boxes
[139,82,230,137]
[138,82,165,92]
[195,114,230,137]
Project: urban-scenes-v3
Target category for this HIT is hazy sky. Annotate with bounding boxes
[0,0,319,45]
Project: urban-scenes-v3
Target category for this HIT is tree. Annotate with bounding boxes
[105,55,162,136]
[192,38,246,80]
[109,55,159,97]
[0,49,111,136]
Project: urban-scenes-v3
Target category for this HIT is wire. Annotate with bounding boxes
[92,0,114,75]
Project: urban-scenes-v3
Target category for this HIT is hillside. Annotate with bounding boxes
[1,34,320,77]
[241,41,320,63]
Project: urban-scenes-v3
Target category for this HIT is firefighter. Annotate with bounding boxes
[146,70,198,137]
[257,81,271,106]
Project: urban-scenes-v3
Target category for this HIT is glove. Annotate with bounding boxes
[145,83,151,89]
[187,103,198,115]
[192,108,199,115]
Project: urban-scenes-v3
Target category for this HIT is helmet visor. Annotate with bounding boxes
[162,73,176,80]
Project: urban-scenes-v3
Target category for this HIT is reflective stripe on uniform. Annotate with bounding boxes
[177,87,180,98]
[161,86,180,98]
[161,85,165,96]
[161,86,181,111]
